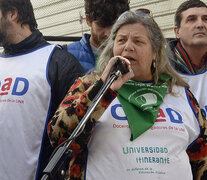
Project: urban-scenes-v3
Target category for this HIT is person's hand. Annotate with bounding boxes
[101,56,134,91]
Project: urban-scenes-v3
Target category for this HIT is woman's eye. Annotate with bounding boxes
[118,39,125,42]
[203,16,207,22]
[136,40,142,44]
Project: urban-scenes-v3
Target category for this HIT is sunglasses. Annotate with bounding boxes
[135,8,152,17]
[117,8,152,21]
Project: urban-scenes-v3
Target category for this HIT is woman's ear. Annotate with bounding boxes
[152,52,157,61]
[151,59,156,74]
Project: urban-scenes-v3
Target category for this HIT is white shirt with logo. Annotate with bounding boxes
[180,71,207,118]
[0,45,55,180]
[85,85,200,180]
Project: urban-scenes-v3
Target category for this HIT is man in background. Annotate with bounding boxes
[166,0,207,179]
[66,0,130,73]
[0,0,83,179]
[167,0,207,74]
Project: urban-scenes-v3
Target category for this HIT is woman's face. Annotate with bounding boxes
[113,23,156,81]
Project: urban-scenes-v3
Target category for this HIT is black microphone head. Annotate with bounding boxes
[114,58,129,75]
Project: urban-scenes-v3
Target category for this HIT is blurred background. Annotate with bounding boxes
[28,0,207,45]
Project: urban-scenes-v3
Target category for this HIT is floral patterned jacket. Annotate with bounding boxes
[48,74,207,180]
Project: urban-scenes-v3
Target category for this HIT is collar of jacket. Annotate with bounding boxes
[3,30,48,56]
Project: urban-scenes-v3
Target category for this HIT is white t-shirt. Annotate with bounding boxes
[85,85,200,180]
[180,70,207,118]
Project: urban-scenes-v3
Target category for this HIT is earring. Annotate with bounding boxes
[151,59,156,74]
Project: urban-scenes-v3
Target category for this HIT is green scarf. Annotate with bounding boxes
[117,74,169,141]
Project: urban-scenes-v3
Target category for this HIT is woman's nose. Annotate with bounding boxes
[124,40,134,51]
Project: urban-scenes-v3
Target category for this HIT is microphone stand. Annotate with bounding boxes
[41,70,122,180]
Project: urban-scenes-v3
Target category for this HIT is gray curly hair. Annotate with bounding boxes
[97,11,188,93]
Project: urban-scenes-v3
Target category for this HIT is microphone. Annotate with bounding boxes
[113,57,129,75]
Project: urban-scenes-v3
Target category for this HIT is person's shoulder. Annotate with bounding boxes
[67,33,91,49]
[167,39,178,49]
[48,45,84,80]
[67,41,81,50]
[51,44,83,66]
[166,39,178,63]
[53,44,75,57]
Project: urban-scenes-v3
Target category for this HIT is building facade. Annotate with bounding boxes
[32,0,207,44]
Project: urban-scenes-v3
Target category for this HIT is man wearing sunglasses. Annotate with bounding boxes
[167,0,207,179]
[65,0,130,73]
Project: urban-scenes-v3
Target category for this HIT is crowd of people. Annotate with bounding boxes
[0,0,206,180]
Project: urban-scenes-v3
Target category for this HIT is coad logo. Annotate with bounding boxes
[0,77,29,96]
[111,104,183,124]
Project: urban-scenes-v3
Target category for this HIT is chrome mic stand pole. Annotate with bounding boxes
[41,70,122,180]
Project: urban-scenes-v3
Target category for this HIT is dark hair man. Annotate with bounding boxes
[0,0,83,179]
[66,0,130,73]
[166,0,207,179]
[167,0,207,74]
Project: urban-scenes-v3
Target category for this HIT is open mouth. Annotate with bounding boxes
[125,57,136,62]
